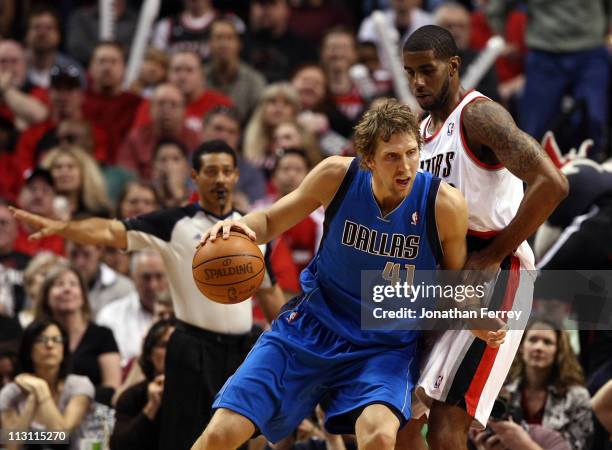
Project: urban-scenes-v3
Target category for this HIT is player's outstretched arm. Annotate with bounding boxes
[436,183,506,347]
[9,207,128,249]
[201,156,353,245]
[462,99,569,264]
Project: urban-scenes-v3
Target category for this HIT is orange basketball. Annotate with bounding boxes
[192,231,265,304]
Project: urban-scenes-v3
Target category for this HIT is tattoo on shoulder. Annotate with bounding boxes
[464,100,543,175]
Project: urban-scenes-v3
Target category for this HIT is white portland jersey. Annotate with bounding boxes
[122,204,274,334]
[420,90,534,267]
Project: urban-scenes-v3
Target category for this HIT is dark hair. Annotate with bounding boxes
[191,139,237,172]
[210,18,241,38]
[18,318,70,380]
[116,180,161,219]
[138,318,176,380]
[203,105,241,127]
[154,139,189,159]
[36,265,92,321]
[403,25,459,60]
[274,148,311,172]
[27,5,61,30]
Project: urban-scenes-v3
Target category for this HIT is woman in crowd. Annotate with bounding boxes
[19,252,67,328]
[243,82,301,178]
[151,139,193,208]
[35,265,121,405]
[0,318,94,450]
[110,318,175,450]
[40,146,111,218]
[272,120,322,168]
[471,317,593,450]
[103,180,160,276]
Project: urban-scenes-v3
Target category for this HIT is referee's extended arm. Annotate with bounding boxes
[9,207,128,249]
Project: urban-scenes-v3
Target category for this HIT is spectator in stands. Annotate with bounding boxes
[133,51,232,135]
[83,41,142,164]
[243,82,301,177]
[0,318,94,448]
[153,290,175,322]
[128,47,169,99]
[119,83,202,180]
[15,64,110,172]
[244,0,316,82]
[40,146,111,217]
[98,250,166,368]
[19,252,66,329]
[24,6,84,89]
[288,0,355,46]
[471,317,593,450]
[110,318,176,450]
[273,120,322,167]
[67,240,136,318]
[433,2,499,101]
[103,181,161,277]
[0,346,17,390]
[14,168,64,257]
[202,106,267,207]
[151,0,245,62]
[67,0,138,67]
[358,0,433,65]
[486,0,610,160]
[116,181,161,220]
[152,139,193,208]
[205,19,266,122]
[0,201,29,317]
[320,28,366,124]
[36,265,121,405]
[0,40,48,131]
[291,64,352,155]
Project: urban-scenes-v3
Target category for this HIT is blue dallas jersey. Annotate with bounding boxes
[297,158,443,347]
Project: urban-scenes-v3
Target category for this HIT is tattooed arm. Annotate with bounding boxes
[462,99,568,264]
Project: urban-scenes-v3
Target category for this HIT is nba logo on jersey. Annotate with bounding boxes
[434,375,443,389]
[447,122,455,136]
[411,211,419,226]
[287,311,299,323]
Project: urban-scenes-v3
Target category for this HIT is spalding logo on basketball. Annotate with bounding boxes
[192,231,265,304]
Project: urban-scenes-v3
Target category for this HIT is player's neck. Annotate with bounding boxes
[371,177,412,217]
[200,200,233,217]
[429,87,466,130]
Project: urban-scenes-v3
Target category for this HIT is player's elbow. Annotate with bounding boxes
[550,171,569,203]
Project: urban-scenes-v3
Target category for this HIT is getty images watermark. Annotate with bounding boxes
[360,269,534,331]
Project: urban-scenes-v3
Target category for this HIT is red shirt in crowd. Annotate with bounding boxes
[117,122,202,180]
[14,224,65,256]
[15,119,109,172]
[470,9,527,82]
[131,90,232,133]
[0,86,49,124]
[83,90,142,164]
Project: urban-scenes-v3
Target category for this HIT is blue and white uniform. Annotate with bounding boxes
[213,158,443,441]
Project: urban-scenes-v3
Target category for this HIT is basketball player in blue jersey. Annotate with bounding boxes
[192,100,506,450]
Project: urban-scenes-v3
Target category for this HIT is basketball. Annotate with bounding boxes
[192,231,265,304]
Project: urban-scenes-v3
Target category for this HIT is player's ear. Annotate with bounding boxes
[190,168,198,182]
[449,56,461,77]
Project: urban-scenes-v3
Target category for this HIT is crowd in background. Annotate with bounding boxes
[0,0,611,449]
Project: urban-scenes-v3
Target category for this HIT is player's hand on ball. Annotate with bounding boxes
[199,219,256,246]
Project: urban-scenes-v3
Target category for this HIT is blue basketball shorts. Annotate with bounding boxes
[212,304,419,442]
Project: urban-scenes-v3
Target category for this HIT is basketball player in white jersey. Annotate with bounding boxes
[396,25,569,450]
